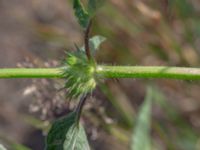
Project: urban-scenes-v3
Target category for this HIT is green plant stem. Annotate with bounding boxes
[0,68,61,78]
[97,66,200,80]
[1,66,200,80]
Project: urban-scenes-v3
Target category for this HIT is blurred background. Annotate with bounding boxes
[1,0,200,149]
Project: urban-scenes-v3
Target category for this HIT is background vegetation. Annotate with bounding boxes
[1,0,200,149]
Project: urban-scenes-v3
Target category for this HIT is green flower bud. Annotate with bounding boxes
[62,51,96,99]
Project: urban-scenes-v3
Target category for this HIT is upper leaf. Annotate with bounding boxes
[45,112,90,150]
[73,0,90,29]
[73,0,104,28]
[131,87,152,150]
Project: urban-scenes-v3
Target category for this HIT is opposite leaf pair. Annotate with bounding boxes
[46,1,106,150]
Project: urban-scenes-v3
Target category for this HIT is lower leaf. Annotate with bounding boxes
[45,112,90,150]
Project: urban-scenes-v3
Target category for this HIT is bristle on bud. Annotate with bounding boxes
[62,51,96,99]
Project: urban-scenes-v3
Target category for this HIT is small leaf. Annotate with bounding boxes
[88,0,105,16]
[89,35,106,54]
[45,112,90,150]
[73,0,90,29]
[80,35,106,55]
[131,87,153,150]
[0,144,7,150]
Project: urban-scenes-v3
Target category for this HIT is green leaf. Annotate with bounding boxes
[89,35,106,54]
[73,0,90,29]
[46,112,76,150]
[88,0,105,16]
[131,87,153,150]
[0,144,7,150]
[45,112,90,150]
[63,124,90,150]
[80,35,106,55]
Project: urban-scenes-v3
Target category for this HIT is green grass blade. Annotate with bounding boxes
[131,87,153,150]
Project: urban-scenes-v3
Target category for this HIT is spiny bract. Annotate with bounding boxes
[62,51,96,99]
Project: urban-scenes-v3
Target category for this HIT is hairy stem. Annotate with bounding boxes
[1,66,200,80]
[0,68,61,78]
[97,66,200,80]
[75,94,89,124]
[84,20,92,60]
